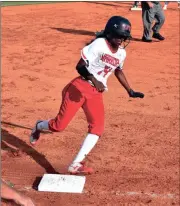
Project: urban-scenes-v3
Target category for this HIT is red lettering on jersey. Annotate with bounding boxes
[101,54,119,67]
[98,65,113,77]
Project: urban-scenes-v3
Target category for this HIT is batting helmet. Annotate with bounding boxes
[104,16,132,39]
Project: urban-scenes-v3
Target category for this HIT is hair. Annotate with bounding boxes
[86,30,107,46]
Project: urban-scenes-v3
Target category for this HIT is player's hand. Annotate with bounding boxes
[128,89,144,98]
[89,76,106,92]
[93,80,106,92]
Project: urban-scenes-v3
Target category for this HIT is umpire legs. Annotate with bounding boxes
[142,4,165,40]
[152,4,165,34]
[142,8,155,40]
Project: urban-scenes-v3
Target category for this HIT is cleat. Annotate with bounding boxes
[30,120,42,145]
[68,162,93,175]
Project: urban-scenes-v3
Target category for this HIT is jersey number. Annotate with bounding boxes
[97,65,112,77]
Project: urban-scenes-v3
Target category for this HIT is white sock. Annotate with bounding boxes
[72,133,99,164]
[37,120,49,130]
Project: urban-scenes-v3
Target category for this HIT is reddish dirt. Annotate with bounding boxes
[1,2,179,206]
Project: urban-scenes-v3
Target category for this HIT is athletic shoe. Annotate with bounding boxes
[30,120,42,145]
[68,162,93,175]
[152,33,165,41]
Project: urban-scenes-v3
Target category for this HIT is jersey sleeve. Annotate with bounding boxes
[81,39,102,64]
[116,49,126,70]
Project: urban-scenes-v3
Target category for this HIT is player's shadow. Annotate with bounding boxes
[130,37,159,42]
[32,176,43,190]
[50,27,148,42]
[1,128,57,174]
[1,121,52,134]
[51,27,95,36]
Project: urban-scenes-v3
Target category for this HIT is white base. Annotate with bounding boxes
[130,7,142,11]
[38,174,86,193]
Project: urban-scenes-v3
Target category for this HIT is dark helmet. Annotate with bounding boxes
[104,16,132,39]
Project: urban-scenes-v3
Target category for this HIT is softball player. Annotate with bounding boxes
[30,16,144,175]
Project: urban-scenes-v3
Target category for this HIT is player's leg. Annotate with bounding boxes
[68,92,104,174]
[30,80,85,145]
[152,4,165,40]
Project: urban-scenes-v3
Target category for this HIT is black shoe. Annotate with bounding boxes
[152,33,165,41]
[142,37,152,42]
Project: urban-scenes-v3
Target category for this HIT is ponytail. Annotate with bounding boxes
[86,30,106,45]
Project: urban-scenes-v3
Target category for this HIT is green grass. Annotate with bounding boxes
[1,1,66,7]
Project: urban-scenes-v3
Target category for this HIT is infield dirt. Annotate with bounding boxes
[1,2,179,206]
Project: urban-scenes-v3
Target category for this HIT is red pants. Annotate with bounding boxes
[48,77,104,136]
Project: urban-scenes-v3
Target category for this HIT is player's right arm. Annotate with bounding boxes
[76,39,106,92]
[76,58,105,92]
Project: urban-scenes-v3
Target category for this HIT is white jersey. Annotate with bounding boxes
[81,38,126,90]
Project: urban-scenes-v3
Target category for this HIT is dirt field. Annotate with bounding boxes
[1,2,179,206]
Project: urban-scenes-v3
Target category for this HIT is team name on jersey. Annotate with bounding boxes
[101,54,119,67]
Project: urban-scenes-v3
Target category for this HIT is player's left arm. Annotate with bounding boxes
[114,68,144,98]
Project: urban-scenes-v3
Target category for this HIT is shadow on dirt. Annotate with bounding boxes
[51,27,95,36]
[50,27,159,43]
[1,121,33,130]
[32,176,42,190]
[164,7,179,11]
[1,121,52,134]
[1,128,57,174]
